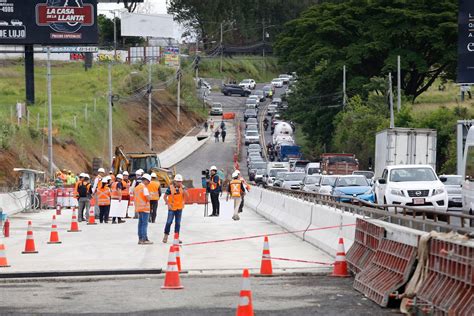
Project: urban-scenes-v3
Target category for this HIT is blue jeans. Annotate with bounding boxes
[164,210,182,235]
[138,212,150,241]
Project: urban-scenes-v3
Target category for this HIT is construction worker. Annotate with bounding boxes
[163,174,188,243]
[122,171,131,218]
[73,173,85,200]
[207,166,221,216]
[77,174,92,222]
[92,168,106,218]
[109,170,116,182]
[148,172,161,223]
[135,173,153,245]
[130,169,144,219]
[235,170,250,213]
[111,174,125,224]
[226,171,245,221]
[97,176,111,223]
[67,170,76,185]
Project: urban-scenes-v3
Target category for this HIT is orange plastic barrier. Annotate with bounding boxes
[222,112,235,120]
[185,188,207,205]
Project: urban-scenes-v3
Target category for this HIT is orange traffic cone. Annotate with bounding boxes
[68,208,81,232]
[56,205,61,215]
[47,215,62,244]
[161,246,184,290]
[0,242,10,267]
[87,208,97,225]
[236,269,254,316]
[330,237,350,277]
[173,233,182,272]
[22,221,38,254]
[260,236,273,275]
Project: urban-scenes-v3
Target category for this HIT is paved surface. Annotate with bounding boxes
[0,275,399,315]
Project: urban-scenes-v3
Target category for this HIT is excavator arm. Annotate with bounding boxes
[113,146,130,174]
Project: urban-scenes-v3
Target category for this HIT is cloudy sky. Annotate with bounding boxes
[98,0,168,16]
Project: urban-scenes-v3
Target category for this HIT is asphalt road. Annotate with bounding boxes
[0,275,399,315]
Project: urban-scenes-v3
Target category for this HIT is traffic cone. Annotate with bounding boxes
[56,205,61,215]
[22,221,38,254]
[236,269,254,316]
[47,215,62,244]
[173,233,182,272]
[260,236,273,275]
[330,237,350,277]
[0,242,10,267]
[87,208,97,225]
[67,208,81,232]
[161,246,184,290]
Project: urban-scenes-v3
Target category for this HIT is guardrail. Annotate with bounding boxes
[265,186,474,235]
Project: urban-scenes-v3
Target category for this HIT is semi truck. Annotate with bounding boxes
[321,153,359,175]
[374,128,437,178]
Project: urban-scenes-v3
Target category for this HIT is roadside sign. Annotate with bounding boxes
[458,0,474,83]
[41,46,98,53]
[0,0,98,45]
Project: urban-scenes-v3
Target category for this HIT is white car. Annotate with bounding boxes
[244,130,259,145]
[239,79,256,90]
[374,165,448,212]
[319,175,337,195]
[271,78,284,88]
[210,103,223,115]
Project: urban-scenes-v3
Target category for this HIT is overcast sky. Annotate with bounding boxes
[98,0,168,16]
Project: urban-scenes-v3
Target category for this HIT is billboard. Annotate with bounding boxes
[458,0,474,83]
[0,0,98,45]
[164,46,179,67]
[121,13,182,40]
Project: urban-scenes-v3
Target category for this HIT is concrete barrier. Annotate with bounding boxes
[0,191,30,217]
[158,129,209,168]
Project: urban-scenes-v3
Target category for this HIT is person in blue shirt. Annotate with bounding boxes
[207,165,221,216]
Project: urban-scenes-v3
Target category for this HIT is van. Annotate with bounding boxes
[461,126,474,226]
[305,162,321,175]
[265,162,290,186]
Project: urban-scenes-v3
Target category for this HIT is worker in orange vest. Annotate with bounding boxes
[226,171,245,221]
[73,173,85,200]
[235,169,250,214]
[135,173,153,245]
[97,176,112,223]
[111,174,126,224]
[148,173,161,223]
[92,168,106,218]
[163,174,188,243]
[122,171,131,217]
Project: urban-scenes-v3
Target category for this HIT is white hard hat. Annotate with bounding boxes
[235,169,241,175]
[123,171,129,176]
[210,166,217,171]
[142,173,152,182]
[98,168,105,173]
[151,172,157,178]
[101,177,108,183]
[116,174,123,179]
[84,174,90,179]
[79,173,85,177]
[135,170,142,175]
[232,171,239,178]
[174,174,183,182]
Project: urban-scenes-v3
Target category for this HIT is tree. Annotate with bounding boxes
[275,0,458,153]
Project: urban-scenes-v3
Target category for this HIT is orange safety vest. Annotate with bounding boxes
[148,180,160,201]
[168,185,185,211]
[230,179,243,198]
[110,181,122,200]
[97,184,111,206]
[209,175,220,190]
[109,174,116,182]
[73,181,80,198]
[134,183,150,213]
[122,179,130,198]
[239,176,251,192]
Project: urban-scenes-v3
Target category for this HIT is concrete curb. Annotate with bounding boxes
[0,268,162,279]
[158,130,210,168]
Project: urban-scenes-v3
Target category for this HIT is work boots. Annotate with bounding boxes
[162,234,169,243]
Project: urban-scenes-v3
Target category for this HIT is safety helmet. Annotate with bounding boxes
[135,170,142,176]
[174,174,183,182]
[232,171,239,178]
[234,169,241,175]
[123,171,129,176]
[79,173,85,178]
[116,174,123,179]
[142,173,152,182]
[101,177,109,183]
[210,166,217,171]
[109,170,113,174]
[98,168,105,173]
[151,172,157,178]
[84,174,90,179]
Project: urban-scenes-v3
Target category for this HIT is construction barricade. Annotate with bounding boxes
[222,112,235,120]
[346,218,386,274]
[413,237,473,315]
[185,188,207,205]
[353,238,417,307]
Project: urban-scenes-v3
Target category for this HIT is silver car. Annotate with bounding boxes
[440,175,462,209]
[319,175,337,195]
[302,175,322,192]
[281,172,306,190]
[244,130,259,145]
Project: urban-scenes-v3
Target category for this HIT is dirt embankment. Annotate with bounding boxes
[0,91,204,187]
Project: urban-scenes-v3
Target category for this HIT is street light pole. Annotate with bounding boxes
[148,60,152,150]
[108,63,113,167]
[111,10,117,60]
[220,22,223,73]
[47,47,53,178]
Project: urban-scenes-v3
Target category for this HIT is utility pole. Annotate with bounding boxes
[262,21,265,59]
[389,72,394,128]
[85,103,88,122]
[219,22,223,73]
[108,63,113,167]
[111,11,117,61]
[47,47,54,178]
[343,65,347,107]
[148,60,153,150]
[36,113,40,130]
[397,55,401,112]
[177,47,181,123]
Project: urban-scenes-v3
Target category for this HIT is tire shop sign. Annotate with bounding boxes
[0,0,97,44]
